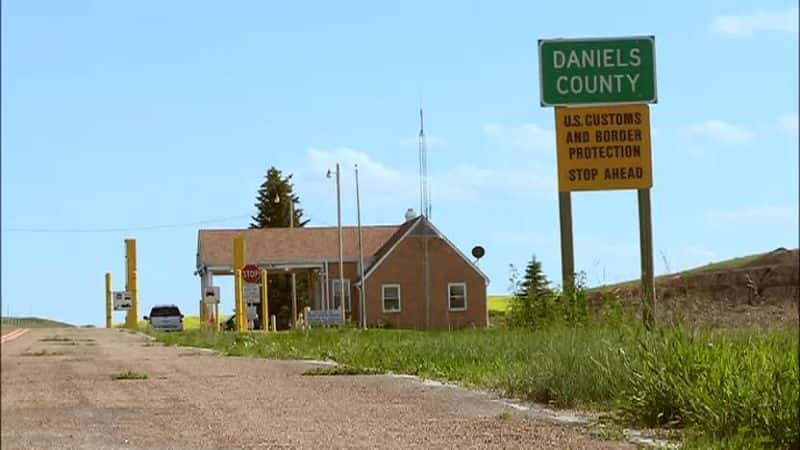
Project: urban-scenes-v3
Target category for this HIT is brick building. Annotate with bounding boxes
[196,214,488,329]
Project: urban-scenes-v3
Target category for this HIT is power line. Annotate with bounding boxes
[2,214,252,233]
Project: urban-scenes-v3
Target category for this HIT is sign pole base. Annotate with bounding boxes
[638,188,656,328]
[559,191,575,290]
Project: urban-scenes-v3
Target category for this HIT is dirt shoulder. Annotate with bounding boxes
[1,328,631,449]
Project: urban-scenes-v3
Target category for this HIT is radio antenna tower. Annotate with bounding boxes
[418,107,431,219]
[418,106,433,328]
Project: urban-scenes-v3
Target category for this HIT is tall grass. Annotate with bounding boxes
[153,322,798,448]
[612,326,799,448]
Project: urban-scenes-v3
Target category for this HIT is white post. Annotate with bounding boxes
[336,163,345,322]
[355,164,367,329]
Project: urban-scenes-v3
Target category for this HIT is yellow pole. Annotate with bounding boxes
[215,303,220,332]
[261,269,269,331]
[235,269,244,331]
[125,239,139,329]
[105,272,113,328]
[233,236,246,331]
[131,270,139,329]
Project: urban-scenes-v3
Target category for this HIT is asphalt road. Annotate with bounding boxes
[1,328,631,449]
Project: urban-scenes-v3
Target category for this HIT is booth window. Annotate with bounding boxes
[382,284,401,312]
[448,283,467,311]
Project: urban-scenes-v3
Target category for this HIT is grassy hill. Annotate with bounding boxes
[485,252,774,311]
[1,316,73,333]
[593,247,797,291]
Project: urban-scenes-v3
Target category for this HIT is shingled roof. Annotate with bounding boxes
[197,225,401,267]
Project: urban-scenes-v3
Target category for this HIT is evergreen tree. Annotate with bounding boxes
[250,167,308,229]
[250,167,310,329]
[515,254,551,299]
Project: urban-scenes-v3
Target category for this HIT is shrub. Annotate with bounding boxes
[506,273,591,329]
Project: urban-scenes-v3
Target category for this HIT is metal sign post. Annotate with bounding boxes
[638,189,656,328]
[105,273,113,328]
[558,192,575,290]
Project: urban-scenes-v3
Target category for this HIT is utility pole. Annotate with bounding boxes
[336,163,345,323]
[276,192,299,328]
[355,164,366,329]
[290,199,298,328]
[326,163,346,323]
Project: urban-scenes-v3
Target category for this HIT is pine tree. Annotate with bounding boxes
[250,167,308,229]
[515,254,551,299]
[250,167,310,329]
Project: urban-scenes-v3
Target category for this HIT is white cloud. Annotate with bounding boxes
[712,6,799,35]
[686,120,755,146]
[778,113,799,135]
[483,123,555,156]
[305,147,414,199]
[301,147,554,209]
[434,164,555,200]
[706,205,799,226]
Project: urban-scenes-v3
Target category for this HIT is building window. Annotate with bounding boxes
[331,279,351,311]
[382,284,401,313]
[448,283,467,311]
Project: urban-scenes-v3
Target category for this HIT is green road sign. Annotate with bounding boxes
[539,36,656,106]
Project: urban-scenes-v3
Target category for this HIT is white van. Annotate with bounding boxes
[144,305,184,332]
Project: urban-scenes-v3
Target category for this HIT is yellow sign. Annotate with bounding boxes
[555,103,652,191]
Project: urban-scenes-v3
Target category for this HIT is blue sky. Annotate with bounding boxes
[2,1,798,325]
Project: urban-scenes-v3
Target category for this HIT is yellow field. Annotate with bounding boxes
[488,295,511,313]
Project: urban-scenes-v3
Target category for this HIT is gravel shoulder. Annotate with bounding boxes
[1,328,632,449]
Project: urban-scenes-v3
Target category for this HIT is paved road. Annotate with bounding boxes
[1,328,631,449]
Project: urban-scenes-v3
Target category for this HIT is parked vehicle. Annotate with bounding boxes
[144,305,184,332]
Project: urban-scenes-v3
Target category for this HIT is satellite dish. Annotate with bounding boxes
[471,246,485,260]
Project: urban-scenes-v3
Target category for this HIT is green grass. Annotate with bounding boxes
[151,324,798,448]
[111,370,148,380]
[496,410,513,421]
[182,315,229,331]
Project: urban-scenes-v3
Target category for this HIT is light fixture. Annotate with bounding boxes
[326,169,333,179]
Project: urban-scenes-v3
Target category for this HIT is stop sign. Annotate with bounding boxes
[241,264,261,283]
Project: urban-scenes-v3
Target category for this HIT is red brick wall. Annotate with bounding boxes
[361,235,487,329]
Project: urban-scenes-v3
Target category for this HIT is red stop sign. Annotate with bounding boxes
[241,264,261,283]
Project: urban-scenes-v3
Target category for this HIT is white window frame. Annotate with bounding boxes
[448,282,467,312]
[331,279,351,312]
[382,284,401,313]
